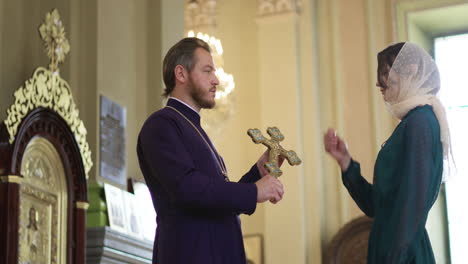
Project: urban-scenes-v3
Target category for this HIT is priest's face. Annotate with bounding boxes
[187,48,219,109]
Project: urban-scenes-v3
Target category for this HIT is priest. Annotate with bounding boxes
[137,37,284,264]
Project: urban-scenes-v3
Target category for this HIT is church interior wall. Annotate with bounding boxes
[214,0,264,236]
[96,0,145,186]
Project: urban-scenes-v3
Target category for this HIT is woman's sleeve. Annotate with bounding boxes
[342,160,375,217]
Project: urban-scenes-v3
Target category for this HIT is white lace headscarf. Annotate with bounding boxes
[384,42,452,181]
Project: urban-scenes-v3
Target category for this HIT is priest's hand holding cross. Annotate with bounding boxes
[248,127,302,178]
[248,127,302,204]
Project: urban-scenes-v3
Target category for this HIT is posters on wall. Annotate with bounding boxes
[100,95,126,188]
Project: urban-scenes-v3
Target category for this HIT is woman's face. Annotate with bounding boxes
[377,64,400,102]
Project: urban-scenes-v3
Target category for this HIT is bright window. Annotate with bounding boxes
[435,33,468,264]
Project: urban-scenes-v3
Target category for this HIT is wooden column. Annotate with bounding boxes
[0,176,22,264]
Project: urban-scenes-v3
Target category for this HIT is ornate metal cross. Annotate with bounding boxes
[247,127,302,178]
[39,9,70,74]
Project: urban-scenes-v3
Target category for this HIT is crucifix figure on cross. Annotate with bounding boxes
[247,127,302,178]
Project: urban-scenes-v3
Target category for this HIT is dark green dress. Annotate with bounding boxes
[342,105,443,264]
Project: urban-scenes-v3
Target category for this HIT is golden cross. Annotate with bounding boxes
[38,9,70,74]
[247,127,302,178]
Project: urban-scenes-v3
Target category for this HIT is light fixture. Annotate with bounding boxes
[187,0,199,10]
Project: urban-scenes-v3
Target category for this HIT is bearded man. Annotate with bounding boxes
[137,37,284,264]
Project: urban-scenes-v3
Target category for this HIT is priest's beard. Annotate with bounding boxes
[188,77,216,109]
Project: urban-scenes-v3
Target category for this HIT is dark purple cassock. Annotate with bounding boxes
[137,98,260,264]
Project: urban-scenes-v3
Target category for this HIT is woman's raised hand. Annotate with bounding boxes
[323,128,351,172]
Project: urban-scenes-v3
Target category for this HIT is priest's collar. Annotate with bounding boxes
[167,97,201,125]
[168,97,200,114]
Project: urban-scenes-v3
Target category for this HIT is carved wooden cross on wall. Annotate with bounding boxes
[247,127,302,178]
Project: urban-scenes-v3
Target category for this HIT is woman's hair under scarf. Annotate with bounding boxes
[385,42,453,182]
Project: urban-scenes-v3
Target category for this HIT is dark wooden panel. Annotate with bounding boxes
[1,107,89,263]
[0,182,21,264]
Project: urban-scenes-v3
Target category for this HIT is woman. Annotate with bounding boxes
[324,42,451,263]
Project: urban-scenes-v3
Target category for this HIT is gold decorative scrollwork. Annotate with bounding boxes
[38,8,70,74]
[4,67,93,179]
[23,155,55,188]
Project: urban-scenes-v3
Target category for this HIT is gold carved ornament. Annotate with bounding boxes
[3,9,92,179]
[0,175,23,184]
[247,127,302,178]
[75,201,89,210]
[38,9,70,74]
